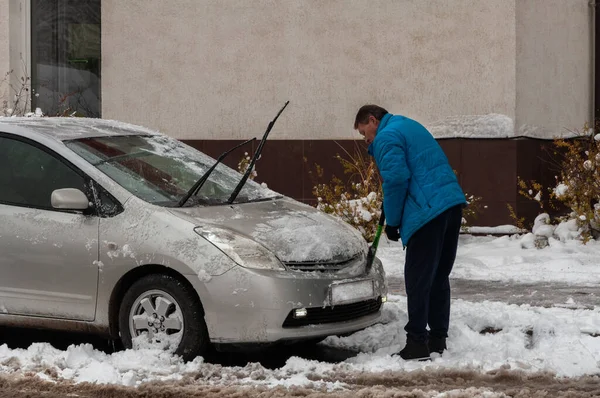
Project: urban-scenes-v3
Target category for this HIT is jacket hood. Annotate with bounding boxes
[168,198,368,263]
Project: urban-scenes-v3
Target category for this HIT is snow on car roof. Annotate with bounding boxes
[0,117,161,141]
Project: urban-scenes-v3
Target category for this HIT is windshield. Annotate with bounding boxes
[65,134,280,206]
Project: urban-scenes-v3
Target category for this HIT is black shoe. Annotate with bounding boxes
[428,336,447,355]
[398,337,431,361]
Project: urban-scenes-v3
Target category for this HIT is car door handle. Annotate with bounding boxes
[107,242,118,250]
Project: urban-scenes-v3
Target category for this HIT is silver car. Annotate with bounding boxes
[0,117,387,360]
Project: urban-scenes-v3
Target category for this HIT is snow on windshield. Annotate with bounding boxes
[65,134,279,206]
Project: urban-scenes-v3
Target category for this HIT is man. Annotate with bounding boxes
[354,104,466,361]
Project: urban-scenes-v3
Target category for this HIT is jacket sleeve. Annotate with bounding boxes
[374,133,410,228]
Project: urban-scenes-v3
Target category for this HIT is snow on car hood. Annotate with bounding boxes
[168,198,368,263]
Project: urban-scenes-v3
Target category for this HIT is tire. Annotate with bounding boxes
[118,273,209,361]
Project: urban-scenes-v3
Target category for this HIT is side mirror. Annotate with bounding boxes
[51,188,91,210]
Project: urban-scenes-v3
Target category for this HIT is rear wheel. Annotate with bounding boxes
[118,274,209,361]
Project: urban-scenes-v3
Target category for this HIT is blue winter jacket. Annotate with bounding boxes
[368,113,466,245]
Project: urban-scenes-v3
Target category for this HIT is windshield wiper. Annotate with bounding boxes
[177,137,256,207]
[227,101,289,204]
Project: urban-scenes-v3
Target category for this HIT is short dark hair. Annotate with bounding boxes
[354,105,389,129]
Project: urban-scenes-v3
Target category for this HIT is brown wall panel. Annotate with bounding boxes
[516,138,569,226]
[438,140,462,183]
[185,139,251,171]
[182,138,557,228]
[302,140,370,202]
[255,140,304,199]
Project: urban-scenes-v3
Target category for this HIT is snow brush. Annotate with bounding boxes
[366,207,385,272]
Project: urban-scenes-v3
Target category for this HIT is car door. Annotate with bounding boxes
[0,135,99,320]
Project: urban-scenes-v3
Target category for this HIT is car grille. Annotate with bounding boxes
[283,253,363,272]
[282,298,382,328]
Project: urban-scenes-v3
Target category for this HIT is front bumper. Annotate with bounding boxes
[186,257,387,344]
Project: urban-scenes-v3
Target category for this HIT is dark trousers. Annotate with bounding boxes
[404,204,462,342]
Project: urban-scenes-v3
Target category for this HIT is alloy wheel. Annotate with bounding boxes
[128,289,184,349]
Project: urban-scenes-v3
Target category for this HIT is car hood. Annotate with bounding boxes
[168,198,368,263]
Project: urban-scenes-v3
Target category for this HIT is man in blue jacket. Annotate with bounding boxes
[354,104,466,361]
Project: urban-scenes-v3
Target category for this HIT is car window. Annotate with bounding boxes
[91,181,123,217]
[0,136,88,209]
[65,135,281,206]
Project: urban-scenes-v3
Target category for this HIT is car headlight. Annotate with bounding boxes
[194,226,284,270]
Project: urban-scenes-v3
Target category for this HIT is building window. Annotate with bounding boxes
[31,0,101,117]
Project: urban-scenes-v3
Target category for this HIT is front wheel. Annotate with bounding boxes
[118,274,209,361]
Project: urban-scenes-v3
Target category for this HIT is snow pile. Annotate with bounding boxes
[425,114,585,139]
[466,225,526,235]
[381,234,600,284]
[427,114,514,139]
[515,213,583,249]
[0,343,204,386]
[325,296,600,378]
[553,219,581,242]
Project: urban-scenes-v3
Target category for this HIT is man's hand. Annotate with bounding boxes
[385,225,400,241]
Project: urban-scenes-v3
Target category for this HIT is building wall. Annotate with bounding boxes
[516,0,592,137]
[102,0,517,140]
[0,1,9,100]
[1,0,29,112]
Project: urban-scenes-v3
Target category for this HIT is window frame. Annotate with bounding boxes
[30,0,102,117]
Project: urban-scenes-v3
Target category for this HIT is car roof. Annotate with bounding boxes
[0,117,160,141]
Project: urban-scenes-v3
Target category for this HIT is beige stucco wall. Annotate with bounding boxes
[102,0,517,140]
[0,1,9,101]
[1,0,29,113]
[516,0,592,137]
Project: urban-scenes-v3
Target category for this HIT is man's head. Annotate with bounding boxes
[354,105,388,145]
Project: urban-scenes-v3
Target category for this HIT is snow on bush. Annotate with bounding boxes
[554,183,568,198]
[1,69,35,117]
[518,125,600,243]
[554,218,581,241]
[237,152,258,180]
[308,145,383,242]
[2,68,91,117]
[520,212,582,249]
[532,213,555,238]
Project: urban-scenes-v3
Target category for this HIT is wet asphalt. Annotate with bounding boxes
[388,276,600,310]
[0,276,597,369]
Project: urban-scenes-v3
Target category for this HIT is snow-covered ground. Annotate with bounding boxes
[383,233,600,285]
[0,233,599,393]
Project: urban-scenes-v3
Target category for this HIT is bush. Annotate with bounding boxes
[461,193,485,232]
[1,69,34,117]
[307,143,383,242]
[518,125,600,242]
[237,152,257,180]
[306,142,484,241]
[2,68,87,118]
